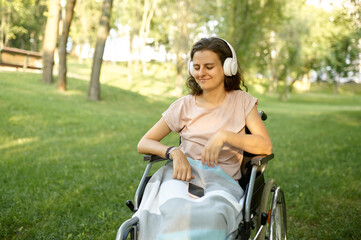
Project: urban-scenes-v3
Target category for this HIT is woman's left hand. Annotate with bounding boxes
[202,131,226,167]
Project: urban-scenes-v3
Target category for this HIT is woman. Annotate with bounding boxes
[135,37,272,239]
[137,37,272,182]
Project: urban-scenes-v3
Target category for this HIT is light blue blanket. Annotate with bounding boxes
[133,158,245,240]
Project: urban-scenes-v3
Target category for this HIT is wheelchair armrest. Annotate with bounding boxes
[250,153,274,166]
[243,153,274,172]
[143,154,168,163]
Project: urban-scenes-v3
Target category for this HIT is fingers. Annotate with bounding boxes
[202,147,220,167]
[201,131,224,167]
[181,171,188,181]
[172,170,178,179]
[186,171,193,182]
[172,155,193,182]
[201,154,206,166]
[173,168,193,181]
[201,151,209,167]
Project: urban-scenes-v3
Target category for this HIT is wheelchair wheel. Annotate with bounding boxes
[256,179,287,240]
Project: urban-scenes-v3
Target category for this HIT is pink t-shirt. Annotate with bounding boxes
[162,90,258,180]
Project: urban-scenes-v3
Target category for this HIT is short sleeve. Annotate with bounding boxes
[243,92,258,117]
[161,97,186,132]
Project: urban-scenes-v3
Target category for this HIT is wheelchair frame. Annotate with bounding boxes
[116,111,287,240]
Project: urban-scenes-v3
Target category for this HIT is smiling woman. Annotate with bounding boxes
[135,37,273,239]
[186,37,248,95]
[192,50,225,96]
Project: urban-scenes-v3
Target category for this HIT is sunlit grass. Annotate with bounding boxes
[66,57,180,99]
[0,64,360,239]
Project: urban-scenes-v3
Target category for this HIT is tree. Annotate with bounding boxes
[269,0,310,99]
[138,0,159,73]
[151,0,214,96]
[276,0,361,98]
[42,0,60,84]
[216,0,287,70]
[88,0,113,101]
[116,0,157,82]
[0,0,10,48]
[324,1,361,94]
[0,0,47,51]
[58,0,77,91]
[165,0,194,96]
[69,0,102,61]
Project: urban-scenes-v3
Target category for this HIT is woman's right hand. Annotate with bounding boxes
[170,148,194,182]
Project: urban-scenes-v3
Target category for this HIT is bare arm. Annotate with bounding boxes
[137,118,194,181]
[202,105,272,167]
[225,105,272,154]
[137,118,172,158]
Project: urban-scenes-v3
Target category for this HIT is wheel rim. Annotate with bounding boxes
[256,179,287,240]
[269,187,287,240]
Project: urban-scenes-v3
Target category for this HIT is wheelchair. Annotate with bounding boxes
[116,111,287,240]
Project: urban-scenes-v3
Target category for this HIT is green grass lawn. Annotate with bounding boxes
[1,62,360,239]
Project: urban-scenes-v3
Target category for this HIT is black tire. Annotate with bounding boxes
[256,179,287,240]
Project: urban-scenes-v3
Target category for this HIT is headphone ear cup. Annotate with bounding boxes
[188,61,195,77]
[223,58,233,76]
[223,57,238,76]
[230,60,238,76]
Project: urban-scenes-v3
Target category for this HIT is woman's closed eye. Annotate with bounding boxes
[193,64,215,71]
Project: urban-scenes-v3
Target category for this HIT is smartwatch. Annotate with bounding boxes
[165,146,177,160]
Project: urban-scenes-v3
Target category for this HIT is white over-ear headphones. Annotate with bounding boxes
[188,37,238,77]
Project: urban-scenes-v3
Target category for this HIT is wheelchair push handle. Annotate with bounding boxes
[258,110,267,121]
[126,200,135,213]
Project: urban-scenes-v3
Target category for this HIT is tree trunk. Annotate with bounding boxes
[279,79,296,101]
[88,0,113,101]
[58,0,77,91]
[4,3,10,47]
[78,0,90,62]
[0,2,5,49]
[42,0,60,84]
[175,53,185,97]
[334,80,339,95]
[172,0,192,97]
[132,0,142,72]
[138,0,158,74]
[30,32,36,51]
[127,34,134,83]
[267,59,278,94]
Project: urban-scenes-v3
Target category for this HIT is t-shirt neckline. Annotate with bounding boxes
[193,91,231,111]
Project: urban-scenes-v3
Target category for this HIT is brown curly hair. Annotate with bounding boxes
[186,37,248,95]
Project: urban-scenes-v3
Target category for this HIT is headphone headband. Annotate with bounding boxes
[219,38,237,64]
